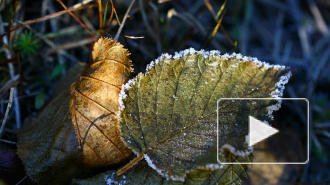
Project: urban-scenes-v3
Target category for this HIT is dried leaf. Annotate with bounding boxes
[17,63,87,184]
[53,62,86,97]
[17,37,134,183]
[17,88,90,184]
[73,150,251,185]
[118,49,291,181]
[71,37,134,166]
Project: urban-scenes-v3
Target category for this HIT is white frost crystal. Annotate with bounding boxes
[105,174,118,185]
[118,78,137,119]
[210,50,220,57]
[144,154,187,182]
[271,71,292,98]
[220,143,253,157]
[267,70,292,119]
[145,48,288,73]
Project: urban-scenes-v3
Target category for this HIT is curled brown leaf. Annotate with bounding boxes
[71,37,134,166]
[17,37,134,183]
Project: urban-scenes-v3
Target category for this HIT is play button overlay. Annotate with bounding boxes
[217,98,309,164]
[248,116,279,147]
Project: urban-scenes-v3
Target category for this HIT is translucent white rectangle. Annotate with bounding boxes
[217,98,309,165]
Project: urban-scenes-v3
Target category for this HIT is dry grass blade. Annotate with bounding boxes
[204,7,227,48]
[106,0,115,27]
[307,0,329,35]
[138,0,159,46]
[7,0,19,40]
[45,37,97,55]
[204,0,216,18]
[56,0,94,36]
[158,0,171,3]
[1,15,21,129]
[0,74,20,98]
[0,139,17,145]
[0,4,97,40]
[123,35,144,39]
[98,0,103,30]
[0,88,14,137]
[71,0,94,9]
[111,0,121,27]
[215,0,227,20]
[220,25,237,50]
[114,0,136,40]
[15,176,27,185]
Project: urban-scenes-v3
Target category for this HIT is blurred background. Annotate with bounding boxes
[1,0,329,184]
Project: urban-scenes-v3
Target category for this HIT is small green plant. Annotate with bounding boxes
[15,31,39,58]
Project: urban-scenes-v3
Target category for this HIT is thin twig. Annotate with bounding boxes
[40,0,47,33]
[15,176,27,185]
[148,2,162,54]
[98,0,103,30]
[0,74,20,98]
[0,4,97,40]
[106,0,115,27]
[0,15,21,129]
[46,37,97,55]
[204,0,216,18]
[110,0,121,28]
[307,0,329,35]
[138,0,158,45]
[71,0,94,9]
[0,139,17,145]
[56,0,94,36]
[204,6,227,49]
[8,0,19,41]
[0,88,14,137]
[114,0,136,41]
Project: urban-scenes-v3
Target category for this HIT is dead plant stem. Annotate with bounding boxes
[0,88,15,137]
[114,0,136,40]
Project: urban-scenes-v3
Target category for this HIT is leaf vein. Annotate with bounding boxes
[80,75,121,91]
[75,109,126,158]
[74,89,116,116]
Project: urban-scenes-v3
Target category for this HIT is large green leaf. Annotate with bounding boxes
[118,49,291,181]
[73,150,252,185]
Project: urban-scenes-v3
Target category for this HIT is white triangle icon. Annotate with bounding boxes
[248,116,279,146]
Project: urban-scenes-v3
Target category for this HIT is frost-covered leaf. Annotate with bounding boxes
[71,37,133,166]
[73,151,251,185]
[118,49,291,181]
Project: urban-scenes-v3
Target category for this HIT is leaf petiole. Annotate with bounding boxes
[116,153,144,176]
